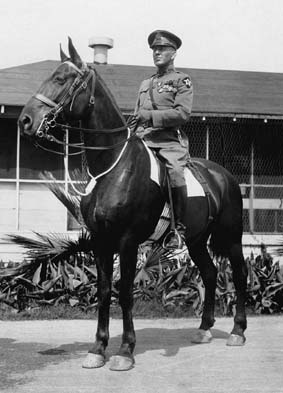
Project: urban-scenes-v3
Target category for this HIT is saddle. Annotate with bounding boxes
[147,152,220,244]
[186,160,218,223]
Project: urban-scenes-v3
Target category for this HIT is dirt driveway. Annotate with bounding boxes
[0,316,283,393]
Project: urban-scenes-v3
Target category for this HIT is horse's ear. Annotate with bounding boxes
[68,37,83,68]
[59,44,69,63]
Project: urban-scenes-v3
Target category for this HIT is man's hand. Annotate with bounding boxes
[135,126,153,139]
[136,109,152,123]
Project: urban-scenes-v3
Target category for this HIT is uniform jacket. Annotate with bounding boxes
[134,66,193,147]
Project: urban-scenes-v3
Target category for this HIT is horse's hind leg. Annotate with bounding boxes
[227,242,247,346]
[189,241,217,344]
[109,236,138,371]
[82,250,114,368]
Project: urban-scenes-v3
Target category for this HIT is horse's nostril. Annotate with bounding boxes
[21,114,33,129]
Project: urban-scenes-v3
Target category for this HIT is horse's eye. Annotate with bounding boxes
[54,76,66,85]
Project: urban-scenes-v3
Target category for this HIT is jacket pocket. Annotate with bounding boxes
[138,87,149,107]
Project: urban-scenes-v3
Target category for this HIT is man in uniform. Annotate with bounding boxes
[134,29,193,248]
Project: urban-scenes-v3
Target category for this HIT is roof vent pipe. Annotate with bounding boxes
[88,37,113,64]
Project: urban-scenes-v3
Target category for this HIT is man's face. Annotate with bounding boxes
[152,45,176,68]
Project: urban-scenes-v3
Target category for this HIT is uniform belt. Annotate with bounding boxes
[141,121,153,129]
[142,124,177,133]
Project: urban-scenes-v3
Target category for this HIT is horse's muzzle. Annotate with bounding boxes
[18,114,34,136]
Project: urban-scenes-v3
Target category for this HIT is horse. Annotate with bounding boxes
[18,38,247,371]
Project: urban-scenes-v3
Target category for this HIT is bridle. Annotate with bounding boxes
[31,59,139,196]
[34,61,96,140]
[33,60,137,151]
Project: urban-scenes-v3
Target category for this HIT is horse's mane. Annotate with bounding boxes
[89,64,127,126]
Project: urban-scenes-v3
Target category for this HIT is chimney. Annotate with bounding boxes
[88,36,113,64]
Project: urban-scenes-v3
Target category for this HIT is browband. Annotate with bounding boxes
[63,60,86,75]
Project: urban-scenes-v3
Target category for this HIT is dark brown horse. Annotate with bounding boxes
[18,38,247,371]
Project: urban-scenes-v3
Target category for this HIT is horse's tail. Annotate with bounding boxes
[209,209,243,258]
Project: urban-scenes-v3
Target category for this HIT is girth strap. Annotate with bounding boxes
[187,162,215,222]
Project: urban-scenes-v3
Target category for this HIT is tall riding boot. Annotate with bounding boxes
[165,186,188,249]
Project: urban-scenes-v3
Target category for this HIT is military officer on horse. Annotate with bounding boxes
[134,29,193,248]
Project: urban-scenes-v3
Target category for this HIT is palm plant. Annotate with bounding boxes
[1,169,97,310]
[3,168,283,316]
[134,244,205,315]
[2,229,97,310]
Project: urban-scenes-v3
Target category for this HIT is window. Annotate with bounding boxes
[185,118,283,233]
[20,137,64,180]
[0,119,17,179]
[0,119,74,232]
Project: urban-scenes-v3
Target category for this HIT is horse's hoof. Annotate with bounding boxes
[226,334,246,346]
[82,353,105,368]
[191,329,213,344]
[191,329,212,344]
[109,355,134,371]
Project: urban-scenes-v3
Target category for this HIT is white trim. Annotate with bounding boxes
[64,129,69,231]
[243,198,283,210]
[16,125,20,230]
[0,179,66,183]
[66,128,131,196]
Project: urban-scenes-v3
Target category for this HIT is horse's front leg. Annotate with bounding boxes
[82,250,114,368]
[110,236,138,371]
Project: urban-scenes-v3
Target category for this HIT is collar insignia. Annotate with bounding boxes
[183,77,192,88]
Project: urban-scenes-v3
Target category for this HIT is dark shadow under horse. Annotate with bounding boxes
[18,38,247,371]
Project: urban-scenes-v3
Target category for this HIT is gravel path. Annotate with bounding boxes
[0,316,283,393]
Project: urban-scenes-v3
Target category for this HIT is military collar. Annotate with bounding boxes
[155,65,176,77]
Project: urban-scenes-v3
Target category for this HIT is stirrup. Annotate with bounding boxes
[162,229,184,250]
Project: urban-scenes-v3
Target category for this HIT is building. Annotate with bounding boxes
[1,39,283,261]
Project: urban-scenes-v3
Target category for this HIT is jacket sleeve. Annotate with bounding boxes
[133,88,141,115]
[134,79,150,115]
[151,76,193,128]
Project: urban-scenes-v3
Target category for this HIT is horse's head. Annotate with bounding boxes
[18,37,96,139]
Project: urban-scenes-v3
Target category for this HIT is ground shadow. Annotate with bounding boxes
[0,338,71,390]
[0,327,228,389]
[38,326,229,358]
[134,327,229,356]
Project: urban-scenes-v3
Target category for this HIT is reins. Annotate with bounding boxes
[54,121,130,134]
[66,127,132,197]
[52,128,135,151]
[34,118,137,155]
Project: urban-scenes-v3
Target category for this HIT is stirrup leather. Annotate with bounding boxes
[162,228,184,250]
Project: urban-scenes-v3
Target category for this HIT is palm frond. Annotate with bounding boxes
[68,168,90,193]
[142,244,176,269]
[0,260,31,278]
[40,171,85,226]
[6,230,92,263]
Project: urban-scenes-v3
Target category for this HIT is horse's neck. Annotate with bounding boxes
[94,135,150,192]
[83,84,128,177]
[84,108,150,187]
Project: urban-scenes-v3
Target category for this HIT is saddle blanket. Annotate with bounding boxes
[143,142,205,197]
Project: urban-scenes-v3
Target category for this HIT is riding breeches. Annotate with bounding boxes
[150,142,190,188]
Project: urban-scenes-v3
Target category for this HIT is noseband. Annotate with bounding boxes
[34,61,96,139]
